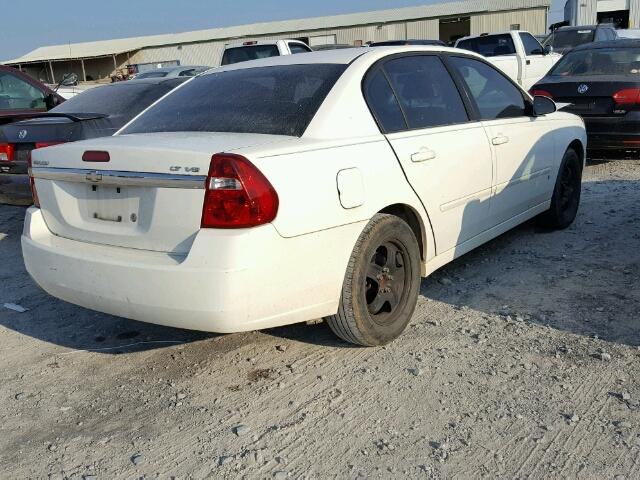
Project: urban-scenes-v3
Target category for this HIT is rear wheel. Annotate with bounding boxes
[538,148,582,230]
[326,214,421,346]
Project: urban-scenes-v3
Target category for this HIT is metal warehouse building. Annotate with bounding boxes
[564,0,640,28]
[4,0,551,83]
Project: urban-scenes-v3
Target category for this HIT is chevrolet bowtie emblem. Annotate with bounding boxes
[86,171,103,183]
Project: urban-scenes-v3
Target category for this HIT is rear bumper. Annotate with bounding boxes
[22,208,362,333]
[0,160,28,174]
[583,116,640,151]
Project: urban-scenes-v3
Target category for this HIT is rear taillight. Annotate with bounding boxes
[35,141,65,149]
[26,151,40,208]
[530,89,553,98]
[0,143,15,162]
[201,153,279,229]
[82,150,110,162]
[613,88,640,105]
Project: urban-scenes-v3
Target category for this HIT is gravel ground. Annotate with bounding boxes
[0,160,639,479]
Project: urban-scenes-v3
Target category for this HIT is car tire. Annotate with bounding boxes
[538,148,582,230]
[326,214,421,346]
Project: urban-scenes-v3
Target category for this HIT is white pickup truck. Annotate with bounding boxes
[455,31,562,91]
[221,40,312,66]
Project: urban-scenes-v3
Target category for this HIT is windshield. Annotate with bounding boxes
[52,83,174,117]
[546,29,595,49]
[456,34,516,57]
[550,47,640,76]
[221,45,280,65]
[121,64,346,137]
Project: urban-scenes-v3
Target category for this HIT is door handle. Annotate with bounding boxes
[492,135,510,146]
[526,59,531,65]
[411,148,436,163]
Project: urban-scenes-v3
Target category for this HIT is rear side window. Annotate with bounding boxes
[221,45,280,65]
[519,32,544,55]
[121,64,346,137]
[457,34,516,57]
[289,43,311,54]
[364,69,407,133]
[450,56,526,120]
[52,83,173,120]
[384,55,468,129]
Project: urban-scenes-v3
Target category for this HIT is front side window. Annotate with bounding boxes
[449,56,526,120]
[221,45,280,65]
[550,47,640,76]
[0,72,46,111]
[121,64,346,137]
[519,32,544,55]
[457,34,517,57]
[363,69,407,133]
[384,55,468,129]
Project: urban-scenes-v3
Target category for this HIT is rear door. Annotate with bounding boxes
[364,54,494,254]
[448,55,556,225]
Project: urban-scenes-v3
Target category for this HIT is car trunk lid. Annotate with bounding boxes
[31,132,294,253]
[536,75,640,116]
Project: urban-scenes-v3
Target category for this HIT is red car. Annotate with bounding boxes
[0,65,64,164]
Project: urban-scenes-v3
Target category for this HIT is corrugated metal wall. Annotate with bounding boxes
[575,0,599,25]
[129,7,548,67]
[631,0,640,27]
[471,8,548,34]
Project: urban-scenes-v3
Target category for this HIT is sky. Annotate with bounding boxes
[0,0,566,61]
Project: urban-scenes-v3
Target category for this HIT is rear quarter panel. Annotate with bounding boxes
[239,136,435,259]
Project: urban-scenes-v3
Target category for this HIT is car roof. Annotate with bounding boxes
[570,39,640,51]
[89,77,189,90]
[206,45,480,74]
[138,65,207,74]
[555,24,615,31]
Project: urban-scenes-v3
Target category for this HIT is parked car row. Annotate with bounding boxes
[2,33,635,346]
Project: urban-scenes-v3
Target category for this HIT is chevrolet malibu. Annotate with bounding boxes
[22,47,586,346]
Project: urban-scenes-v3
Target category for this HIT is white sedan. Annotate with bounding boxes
[22,47,586,346]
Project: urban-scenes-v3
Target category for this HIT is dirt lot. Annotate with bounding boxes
[1,160,639,479]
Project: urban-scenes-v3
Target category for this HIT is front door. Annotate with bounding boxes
[448,54,554,226]
[518,32,556,91]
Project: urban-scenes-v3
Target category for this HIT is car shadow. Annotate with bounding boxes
[424,174,640,348]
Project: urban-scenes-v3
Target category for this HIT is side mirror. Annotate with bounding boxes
[60,73,78,86]
[544,45,554,55]
[44,93,60,110]
[533,95,557,116]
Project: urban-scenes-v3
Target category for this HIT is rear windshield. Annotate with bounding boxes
[121,64,347,137]
[550,47,640,76]
[546,30,595,49]
[52,83,175,118]
[456,34,516,57]
[221,45,280,65]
